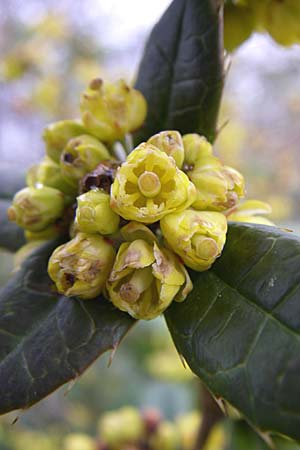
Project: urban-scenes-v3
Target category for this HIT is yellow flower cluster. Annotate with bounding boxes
[8,78,274,321]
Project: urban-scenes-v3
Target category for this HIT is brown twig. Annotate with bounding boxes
[192,384,224,450]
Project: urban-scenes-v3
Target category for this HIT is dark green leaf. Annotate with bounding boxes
[0,239,135,415]
[166,223,300,440]
[0,200,25,251]
[134,0,224,144]
[0,164,26,251]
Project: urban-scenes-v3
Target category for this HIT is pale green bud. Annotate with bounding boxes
[183,134,245,211]
[60,135,110,185]
[98,407,144,449]
[110,143,196,224]
[25,224,62,241]
[76,189,120,235]
[48,232,115,299]
[224,4,255,52]
[107,231,192,320]
[7,186,65,231]
[148,130,185,168]
[43,119,86,163]
[160,209,227,271]
[80,78,147,142]
[26,157,77,196]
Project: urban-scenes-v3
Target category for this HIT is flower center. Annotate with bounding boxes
[138,171,161,198]
[192,235,219,260]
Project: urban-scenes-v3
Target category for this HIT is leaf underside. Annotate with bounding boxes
[166,223,300,440]
[134,0,224,144]
[0,240,135,415]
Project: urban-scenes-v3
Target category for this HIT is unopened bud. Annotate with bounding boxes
[76,189,120,235]
[48,232,115,299]
[80,79,147,142]
[148,130,185,168]
[160,209,227,271]
[43,120,86,163]
[182,134,245,211]
[7,186,65,231]
[60,135,110,185]
[26,157,77,196]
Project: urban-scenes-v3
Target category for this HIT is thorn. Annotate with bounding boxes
[255,428,276,450]
[178,352,187,369]
[64,377,78,397]
[215,119,230,139]
[11,415,19,425]
[108,344,118,368]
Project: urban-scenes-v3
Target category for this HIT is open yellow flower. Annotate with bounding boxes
[107,223,192,320]
[110,143,196,223]
[226,199,274,226]
[48,233,115,299]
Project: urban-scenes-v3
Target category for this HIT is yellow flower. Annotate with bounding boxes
[160,209,227,271]
[80,78,147,142]
[75,189,120,235]
[110,143,196,223]
[226,199,274,226]
[107,223,192,320]
[48,233,115,300]
[183,133,245,211]
[148,130,185,168]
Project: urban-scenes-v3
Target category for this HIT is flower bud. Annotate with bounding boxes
[25,224,62,241]
[110,143,196,224]
[160,209,227,271]
[182,134,213,167]
[107,233,192,320]
[48,232,115,299]
[80,78,147,142]
[227,199,274,226]
[43,119,86,163]
[60,135,110,186]
[183,134,245,211]
[150,421,179,450]
[7,186,65,231]
[98,407,144,449]
[148,131,185,168]
[76,189,120,235]
[26,157,77,196]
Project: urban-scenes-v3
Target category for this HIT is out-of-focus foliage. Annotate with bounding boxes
[224,0,300,52]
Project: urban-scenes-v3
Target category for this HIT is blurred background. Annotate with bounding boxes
[0,0,300,449]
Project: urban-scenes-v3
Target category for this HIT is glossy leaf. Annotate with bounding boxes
[0,200,25,251]
[166,223,300,440]
[0,239,135,414]
[134,0,224,144]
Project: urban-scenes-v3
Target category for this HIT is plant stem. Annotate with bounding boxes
[192,383,224,450]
